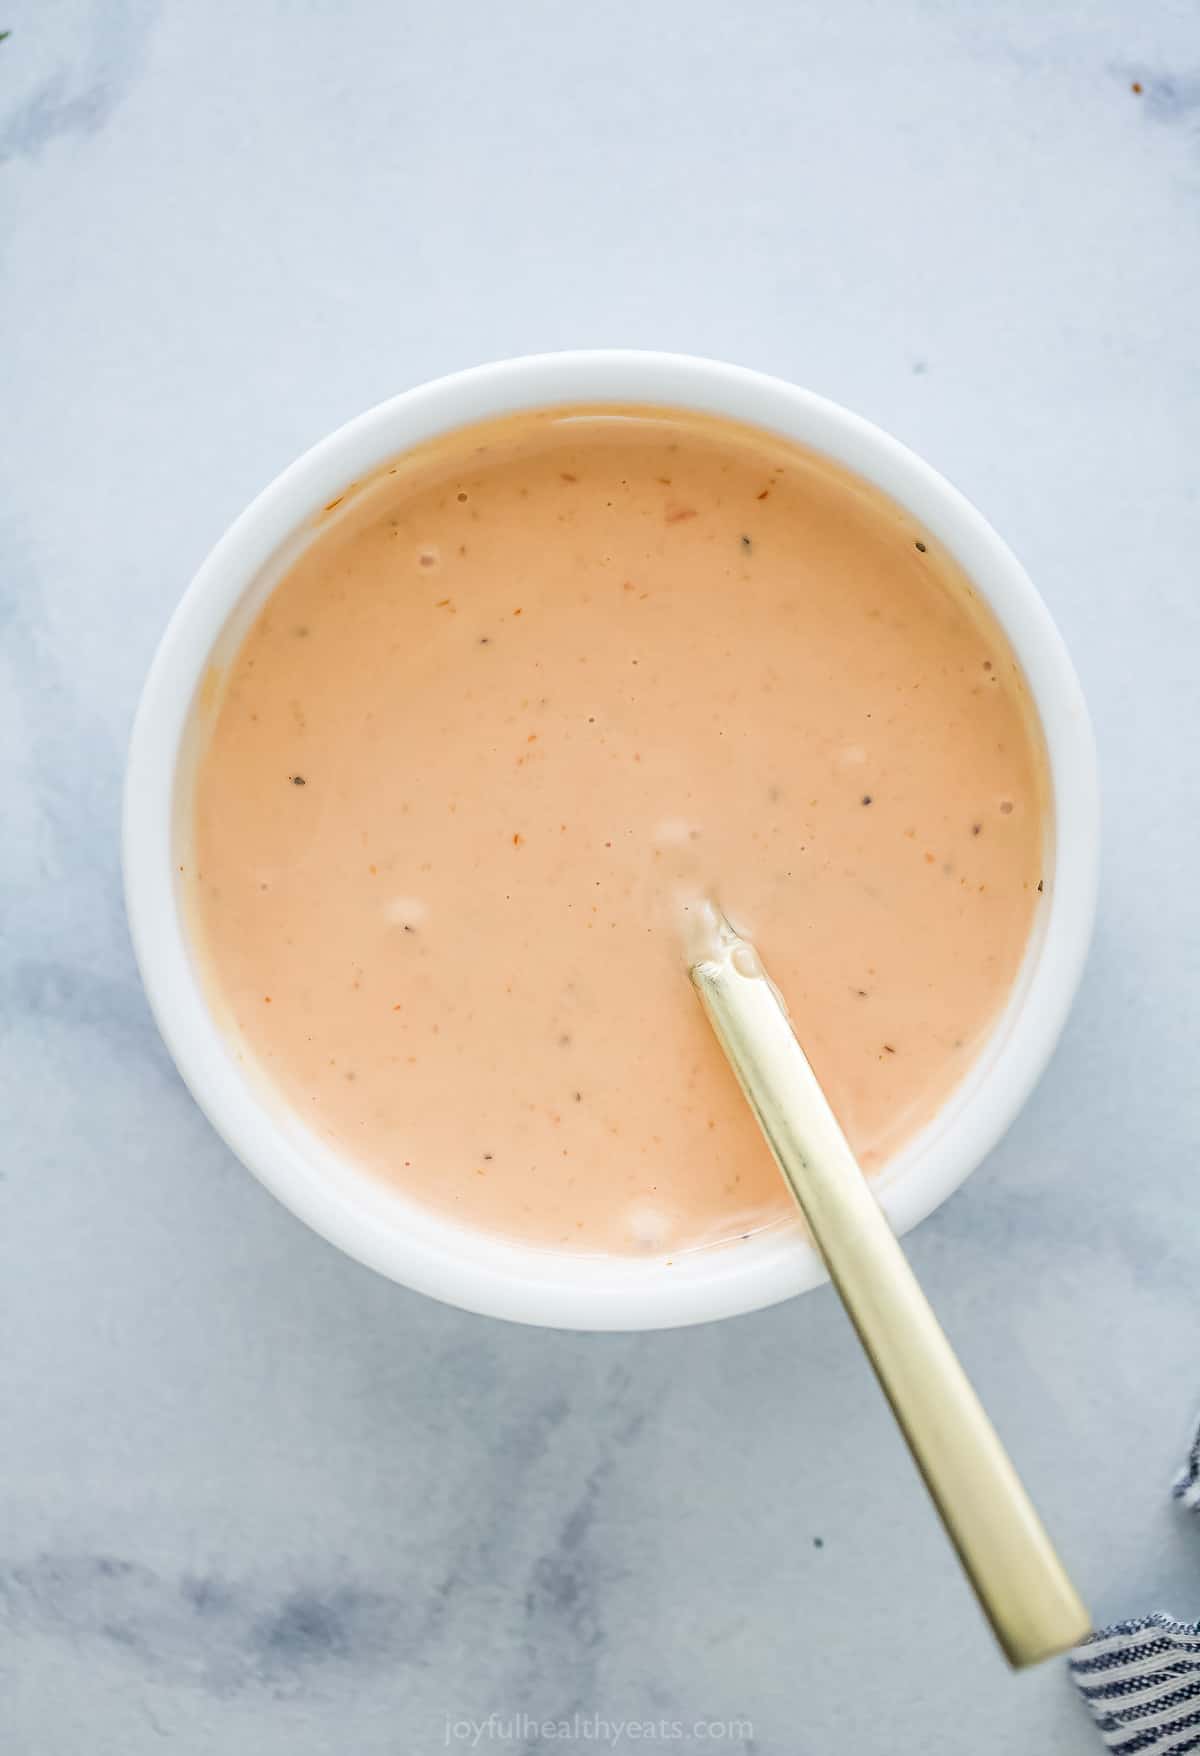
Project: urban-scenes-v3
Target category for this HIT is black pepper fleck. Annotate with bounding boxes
[291,775,306,786]
[740,534,753,552]
[1037,879,1044,893]
[813,1537,825,1550]
[915,540,927,553]
[861,794,873,806]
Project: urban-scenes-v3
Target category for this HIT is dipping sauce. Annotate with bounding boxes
[186,406,1047,1255]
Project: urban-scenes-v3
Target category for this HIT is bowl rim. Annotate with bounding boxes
[123,349,1099,1330]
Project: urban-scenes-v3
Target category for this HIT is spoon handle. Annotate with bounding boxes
[691,917,1090,1668]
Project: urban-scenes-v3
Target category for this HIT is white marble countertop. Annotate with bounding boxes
[3,2,1199,1750]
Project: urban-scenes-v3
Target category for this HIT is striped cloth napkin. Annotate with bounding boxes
[1070,1418,1200,1752]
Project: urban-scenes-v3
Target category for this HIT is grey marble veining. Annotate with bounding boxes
[3,1,1200,1751]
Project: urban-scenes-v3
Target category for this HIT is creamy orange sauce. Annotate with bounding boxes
[187,406,1046,1254]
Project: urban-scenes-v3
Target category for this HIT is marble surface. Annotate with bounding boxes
[3,1,1200,1750]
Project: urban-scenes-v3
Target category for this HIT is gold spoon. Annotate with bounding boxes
[688,903,1090,1668]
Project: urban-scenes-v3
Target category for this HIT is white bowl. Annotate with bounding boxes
[123,351,1098,1330]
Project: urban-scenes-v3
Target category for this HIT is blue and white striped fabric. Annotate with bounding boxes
[1070,1416,1200,1752]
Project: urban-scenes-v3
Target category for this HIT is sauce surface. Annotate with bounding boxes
[188,407,1046,1254]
